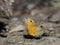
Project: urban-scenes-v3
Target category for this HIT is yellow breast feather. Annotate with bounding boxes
[24,17,36,35]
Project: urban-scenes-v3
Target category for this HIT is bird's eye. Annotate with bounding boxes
[40,25,43,27]
[30,21,32,22]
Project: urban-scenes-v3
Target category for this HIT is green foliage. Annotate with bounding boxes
[48,0,59,7]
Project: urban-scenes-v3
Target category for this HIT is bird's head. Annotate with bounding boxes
[24,17,34,26]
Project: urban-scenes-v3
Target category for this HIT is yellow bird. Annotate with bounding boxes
[24,17,45,37]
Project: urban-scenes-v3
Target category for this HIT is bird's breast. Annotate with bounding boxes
[27,26,36,35]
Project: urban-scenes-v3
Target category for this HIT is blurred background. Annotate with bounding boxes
[0,0,60,45]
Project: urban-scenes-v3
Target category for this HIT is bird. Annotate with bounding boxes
[24,17,45,38]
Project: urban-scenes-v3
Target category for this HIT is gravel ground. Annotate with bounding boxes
[1,32,60,45]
